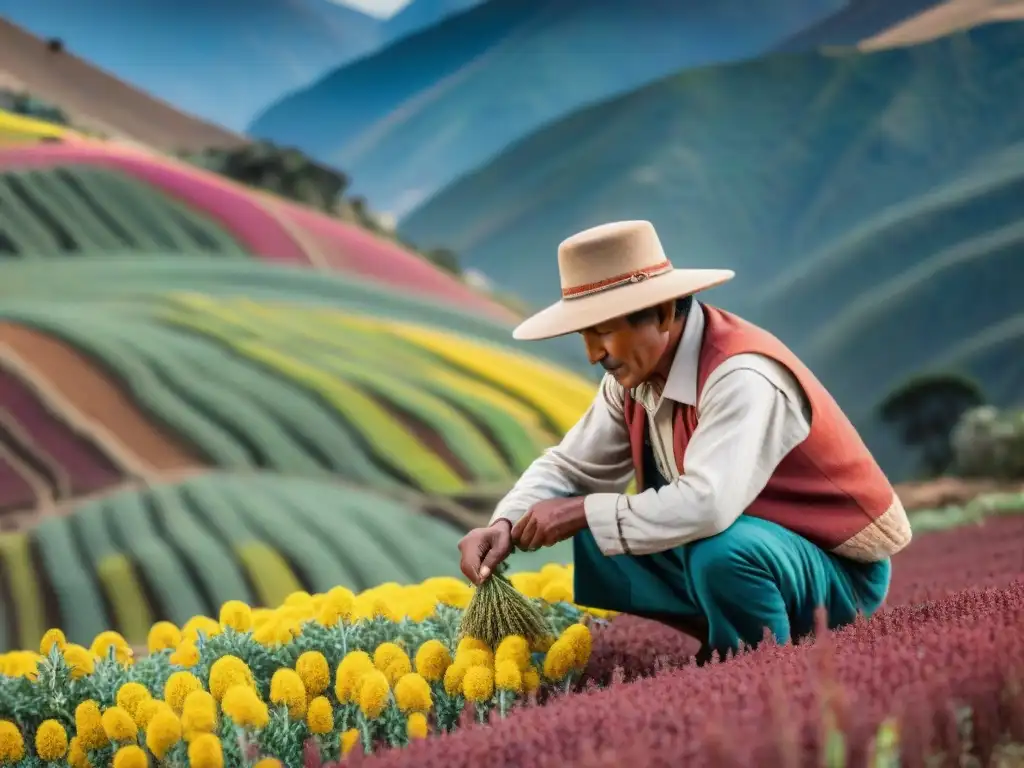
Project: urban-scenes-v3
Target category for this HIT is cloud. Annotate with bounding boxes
[323,0,412,18]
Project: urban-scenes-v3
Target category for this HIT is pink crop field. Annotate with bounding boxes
[348,513,1024,768]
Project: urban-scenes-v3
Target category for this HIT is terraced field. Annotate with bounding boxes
[0,264,592,650]
[0,110,596,652]
[0,135,517,322]
[0,471,503,653]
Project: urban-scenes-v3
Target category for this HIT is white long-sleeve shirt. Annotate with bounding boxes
[490,302,814,557]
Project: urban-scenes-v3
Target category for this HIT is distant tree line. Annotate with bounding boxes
[176,141,463,277]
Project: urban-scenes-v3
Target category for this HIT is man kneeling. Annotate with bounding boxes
[457,220,911,662]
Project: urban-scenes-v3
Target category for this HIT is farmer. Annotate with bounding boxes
[457,220,912,662]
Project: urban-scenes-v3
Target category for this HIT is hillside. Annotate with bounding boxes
[0,18,245,150]
[401,20,1024,482]
[0,1,382,132]
[248,0,856,215]
[0,139,525,324]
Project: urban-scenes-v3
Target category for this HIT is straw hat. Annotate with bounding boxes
[513,220,735,341]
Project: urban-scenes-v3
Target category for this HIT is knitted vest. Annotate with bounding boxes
[622,304,911,562]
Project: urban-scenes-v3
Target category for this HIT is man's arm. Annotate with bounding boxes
[583,356,812,556]
[489,373,634,528]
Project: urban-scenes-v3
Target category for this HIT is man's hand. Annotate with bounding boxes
[458,519,513,585]
[512,497,588,551]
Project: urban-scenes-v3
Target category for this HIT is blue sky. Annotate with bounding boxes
[328,0,411,17]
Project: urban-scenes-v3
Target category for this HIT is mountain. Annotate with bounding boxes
[0,0,382,131]
[400,21,1024,482]
[247,0,865,215]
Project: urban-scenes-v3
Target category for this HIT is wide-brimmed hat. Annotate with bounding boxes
[513,220,735,341]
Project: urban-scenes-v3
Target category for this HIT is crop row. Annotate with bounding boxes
[0,296,592,506]
[364,507,1024,768]
[0,471,576,653]
[0,144,520,320]
[0,165,249,257]
[0,256,586,371]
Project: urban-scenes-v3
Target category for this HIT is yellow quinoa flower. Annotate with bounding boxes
[164,670,203,714]
[542,638,575,681]
[219,600,254,632]
[67,736,90,768]
[169,640,200,668]
[187,732,224,768]
[306,696,334,735]
[284,590,313,609]
[222,685,269,730]
[456,637,490,656]
[340,728,361,756]
[112,744,148,768]
[414,639,451,682]
[0,720,24,763]
[34,719,68,761]
[495,636,531,671]
[135,699,172,730]
[147,621,182,653]
[335,651,374,703]
[208,655,255,702]
[394,672,433,713]
[561,623,593,669]
[101,706,138,742]
[443,661,468,696]
[115,682,151,722]
[373,642,409,673]
[295,651,330,696]
[39,628,67,655]
[181,690,218,741]
[541,581,573,604]
[456,648,492,670]
[182,615,222,643]
[254,760,284,768]
[90,631,133,665]
[383,657,412,687]
[145,709,182,760]
[357,669,391,719]
[62,644,95,679]
[270,668,307,719]
[407,712,429,740]
[75,700,109,750]
[495,660,523,693]
[462,666,494,703]
[3,651,41,680]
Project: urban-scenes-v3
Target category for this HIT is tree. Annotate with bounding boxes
[878,373,985,478]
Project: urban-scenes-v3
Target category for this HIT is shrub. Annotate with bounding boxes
[951,405,1024,479]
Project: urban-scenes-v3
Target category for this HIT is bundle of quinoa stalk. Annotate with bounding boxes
[459,561,554,648]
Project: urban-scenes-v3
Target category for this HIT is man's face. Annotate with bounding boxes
[579,304,674,389]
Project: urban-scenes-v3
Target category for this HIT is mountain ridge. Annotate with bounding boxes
[399,20,1024,481]
[248,0,857,214]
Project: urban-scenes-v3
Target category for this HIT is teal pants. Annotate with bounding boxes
[573,515,891,659]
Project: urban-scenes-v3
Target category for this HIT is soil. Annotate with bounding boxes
[0,18,245,151]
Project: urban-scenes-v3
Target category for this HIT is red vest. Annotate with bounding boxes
[623,304,908,561]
